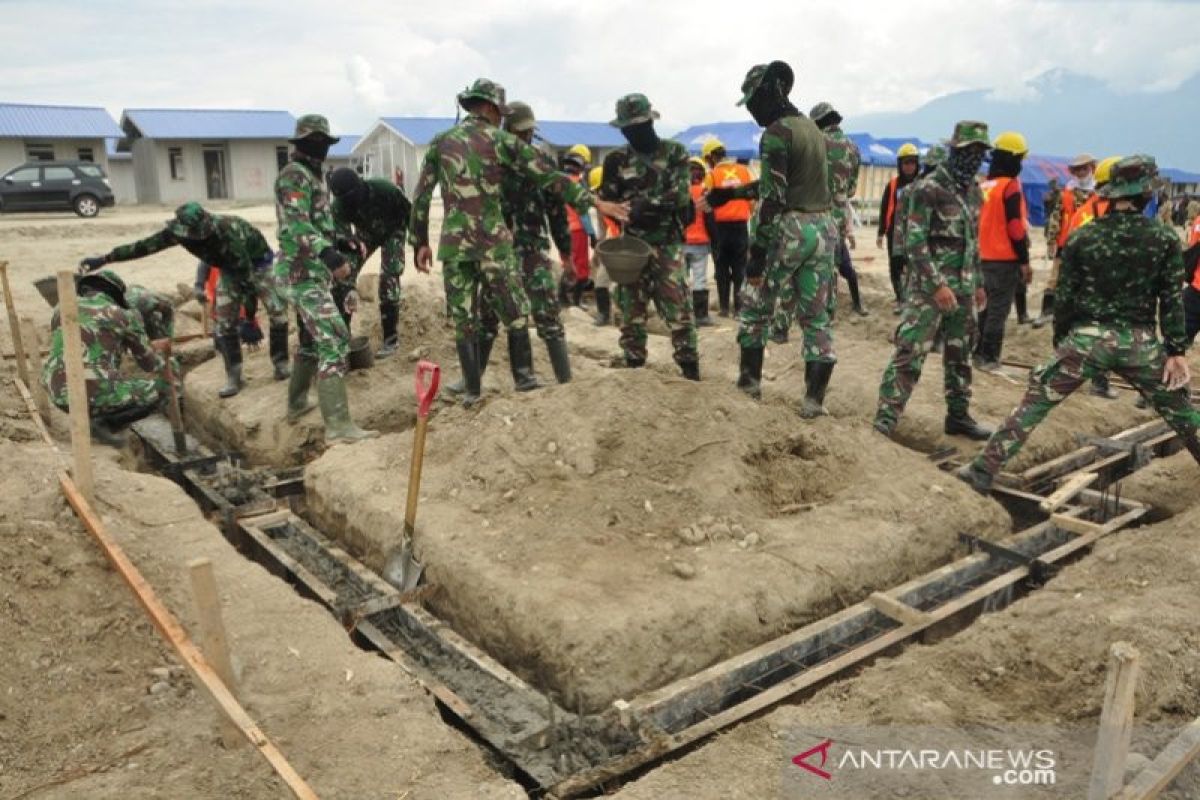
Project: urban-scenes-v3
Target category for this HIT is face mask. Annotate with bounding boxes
[948,147,986,190]
[622,121,659,155]
[294,137,331,161]
[1070,173,1095,192]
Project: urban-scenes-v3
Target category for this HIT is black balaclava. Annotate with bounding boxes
[947,146,987,191]
[1125,194,1151,213]
[987,149,1024,180]
[294,136,332,161]
[328,167,366,207]
[622,120,660,155]
[746,75,798,128]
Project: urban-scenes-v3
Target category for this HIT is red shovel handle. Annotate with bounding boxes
[415,360,441,418]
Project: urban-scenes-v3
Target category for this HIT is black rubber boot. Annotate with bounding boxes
[848,274,868,316]
[571,281,585,308]
[1090,373,1119,400]
[376,304,400,359]
[693,291,714,327]
[593,288,612,326]
[217,333,243,398]
[269,324,290,380]
[954,462,994,495]
[1015,285,1030,324]
[508,328,540,391]
[679,360,700,381]
[800,361,834,419]
[546,336,572,384]
[945,411,993,440]
[454,339,482,407]
[737,347,763,399]
[89,417,127,447]
[769,324,789,345]
[1179,428,1200,469]
[447,333,494,394]
[1031,291,1055,329]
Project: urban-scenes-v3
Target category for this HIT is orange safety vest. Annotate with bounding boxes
[883,176,900,233]
[978,177,1027,262]
[685,183,709,245]
[710,161,753,223]
[1189,216,1200,291]
[566,173,585,232]
[1067,194,1109,237]
[1055,188,1083,248]
[601,214,620,239]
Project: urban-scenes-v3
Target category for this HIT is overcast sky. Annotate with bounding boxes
[2,0,1198,135]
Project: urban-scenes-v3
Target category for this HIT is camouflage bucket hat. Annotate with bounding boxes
[949,120,989,149]
[169,202,217,240]
[809,101,839,126]
[610,93,660,128]
[1100,154,1157,199]
[290,114,340,143]
[76,269,129,309]
[504,101,537,133]
[736,60,794,106]
[458,78,510,115]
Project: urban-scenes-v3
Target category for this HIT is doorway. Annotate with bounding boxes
[203,147,228,200]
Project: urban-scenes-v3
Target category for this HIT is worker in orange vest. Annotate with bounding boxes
[1186,212,1200,344]
[1034,153,1096,328]
[701,139,754,317]
[588,166,620,326]
[973,132,1032,372]
[684,157,716,326]
[877,143,921,312]
[560,145,596,307]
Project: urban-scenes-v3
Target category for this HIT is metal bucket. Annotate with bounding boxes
[348,335,374,371]
[596,235,652,285]
[33,276,59,307]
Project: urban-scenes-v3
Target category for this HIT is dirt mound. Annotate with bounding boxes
[1120,448,1200,520]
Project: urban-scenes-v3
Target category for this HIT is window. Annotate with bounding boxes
[77,147,94,162]
[78,165,104,178]
[168,147,185,180]
[24,143,54,161]
[6,167,40,182]
[276,145,289,171]
[43,166,75,181]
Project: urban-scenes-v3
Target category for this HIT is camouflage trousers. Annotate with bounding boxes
[738,211,837,361]
[353,235,404,308]
[444,258,530,342]
[45,357,179,417]
[972,325,1200,476]
[481,246,563,341]
[614,242,698,365]
[874,291,977,431]
[291,279,349,379]
[215,268,288,337]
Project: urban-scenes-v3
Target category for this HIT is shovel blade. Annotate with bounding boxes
[383,542,424,591]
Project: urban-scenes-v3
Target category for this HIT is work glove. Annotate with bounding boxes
[628,199,663,229]
[705,187,735,208]
[319,246,347,272]
[239,318,263,347]
[79,255,108,272]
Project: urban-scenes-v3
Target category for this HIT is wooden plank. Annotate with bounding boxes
[355,621,475,720]
[238,522,340,608]
[1114,716,1200,800]
[868,592,932,626]
[56,271,94,503]
[188,558,242,749]
[0,260,31,386]
[1041,472,1098,513]
[1051,512,1105,536]
[1088,642,1141,800]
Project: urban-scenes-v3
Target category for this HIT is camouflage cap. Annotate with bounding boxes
[504,101,537,133]
[610,93,660,128]
[76,269,129,309]
[736,60,794,106]
[924,143,949,169]
[290,114,340,143]
[168,202,217,240]
[1100,154,1157,199]
[809,101,840,126]
[949,120,989,149]
[458,78,510,115]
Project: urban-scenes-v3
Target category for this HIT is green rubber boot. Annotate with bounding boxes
[286,356,318,421]
[318,376,378,442]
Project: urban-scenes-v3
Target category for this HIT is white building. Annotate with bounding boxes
[0,101,123,177]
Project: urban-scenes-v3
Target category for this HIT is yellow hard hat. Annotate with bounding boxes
[689,157,708,171]
[992,131,1028,156]
[701,138,726,158]
[588,166,603,191]
[1095,155,1123,185]
[568,144,592,164]
[897,143,919,159]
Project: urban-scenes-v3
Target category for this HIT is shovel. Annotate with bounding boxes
[384,360,441,590]
[161,349,187,455]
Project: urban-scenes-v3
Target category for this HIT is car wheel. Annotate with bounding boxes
[73,194,100,218]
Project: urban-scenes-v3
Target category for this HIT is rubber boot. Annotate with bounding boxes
[317,376,378,442]
[954,462,994,495]
[1015,285,1030,324]
[89,417,127,447]
[737,347,763,399]
[508,328,541,391]
[680,360,700,381]
[455,339,482,407]
[447,334,494,394]
[1031,291,1055,329]
[800,361,834,419]
[693,291,714,327]
[376,304,400,359]
[546,336,572,384]
[593,288,612,326]
[770,323,789,345]
[217,333,243,398]
[286,355,318,421]
[848,274,868,316]
[944,411,993,440]
[1090,373,1119,400]
[269,324,291,380]
[1179,428,1200,469]
[571,281,585,308]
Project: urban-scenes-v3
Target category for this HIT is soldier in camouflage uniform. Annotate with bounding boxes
[715,62,838,416]
[597,93,699,379]
[874,121,994,440]
[327,167,411,358]
[409,79,626,405]
[276,114,376,442]
[1042,177,1060,258]
[41,271,174,446]
[80,202,289,396]
[958,156,1200,492]
[124,284,175,340]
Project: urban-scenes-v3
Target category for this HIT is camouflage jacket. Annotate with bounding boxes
[1055,211,1188,355]
[502,146,572,256]
[822,126,861,234]
[598,138,690,246]
[750,114,830,256]
[409,114,591,264]
[41,293,164,408]
[106,215,270,274]
[903,165,983,297]
[1045,186,1093,245]
[275,152,338,286]
[125,284,175,340]
[332,178,411,252]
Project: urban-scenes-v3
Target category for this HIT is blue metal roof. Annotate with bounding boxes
[0,103,123,139]
[376,116,624,148]
[328,134,361,159]
[122,108,296,139]
[104,138,132,161]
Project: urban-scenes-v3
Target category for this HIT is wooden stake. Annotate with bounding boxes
[1115,716,1200,800]
[56,270,94,504]
[1089,642,1141,800]
[1041,472,1099,513]
[188,558,241,749]
[0,261,31,387]
[201,301,211,337]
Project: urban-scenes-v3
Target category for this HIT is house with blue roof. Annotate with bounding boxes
[0,102,124,174]
[119,108,298,204]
